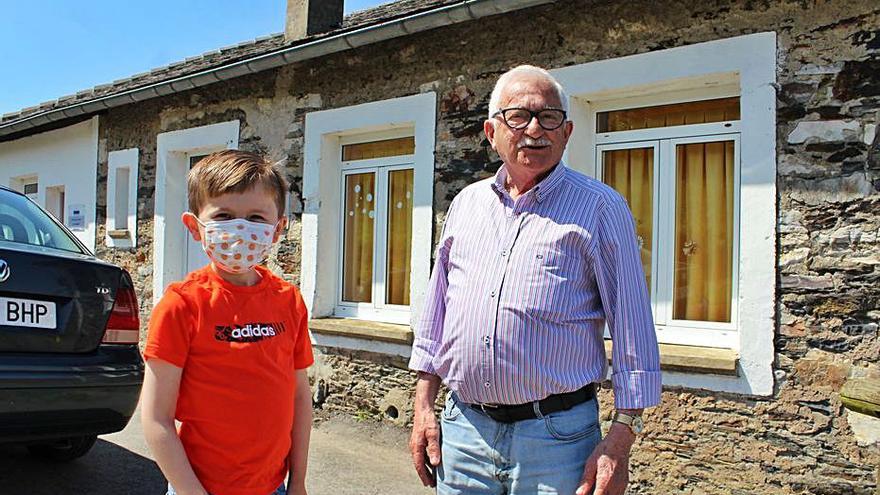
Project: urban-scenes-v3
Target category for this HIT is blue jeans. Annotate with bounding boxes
[166,482,286,495]
[437,392,602,495]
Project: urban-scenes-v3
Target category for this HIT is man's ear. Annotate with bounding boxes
[484,119,498,150]
[560,120,574,147]
[181,212,202,242]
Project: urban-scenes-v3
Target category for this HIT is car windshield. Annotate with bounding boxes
[0,189,83,254]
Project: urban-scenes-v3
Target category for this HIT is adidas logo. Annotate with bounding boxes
[214,322,286,343]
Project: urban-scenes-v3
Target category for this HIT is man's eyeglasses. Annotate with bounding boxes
[492,107,567,131]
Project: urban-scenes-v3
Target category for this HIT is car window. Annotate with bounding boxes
[0,189,83,254]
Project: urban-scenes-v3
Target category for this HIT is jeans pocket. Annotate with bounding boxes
[543,410,599,441]
[441,393,462,421]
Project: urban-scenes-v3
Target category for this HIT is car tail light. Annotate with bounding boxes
[103,280,140,344]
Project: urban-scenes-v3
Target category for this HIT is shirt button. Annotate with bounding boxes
[501,249,507,257]
[483,336,491,345]
[490,290,496,298]
[484,382,491,388]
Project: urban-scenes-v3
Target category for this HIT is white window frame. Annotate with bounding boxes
[553,32,777,395]
[106,148,139,248]
[153,121,239,303]
[336,155,415,324]
[302,92,436,337]
[597,130,742,349]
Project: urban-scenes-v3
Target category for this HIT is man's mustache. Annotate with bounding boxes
[517,137,552,148]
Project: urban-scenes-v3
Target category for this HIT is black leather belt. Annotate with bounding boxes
[468,383,596,423]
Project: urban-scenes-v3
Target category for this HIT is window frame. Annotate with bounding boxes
[301,92,436,338]
[596,125,742,349]
[153,121,240,303]
[552,32,777,395]
[106,148,139,248]
[335,156,415,323]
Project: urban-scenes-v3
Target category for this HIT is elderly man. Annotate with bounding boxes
[408,65,661,495]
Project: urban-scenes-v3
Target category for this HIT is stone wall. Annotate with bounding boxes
[93,0,879,492]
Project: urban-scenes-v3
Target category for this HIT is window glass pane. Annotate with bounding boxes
[342,137,415,161]
[342,172,375,303]
[673,141,735,323]
[189,155,208,168]
[386,169,413,306]
[597,97,740,132]
[114,169,130,230]
[602,148,653,294]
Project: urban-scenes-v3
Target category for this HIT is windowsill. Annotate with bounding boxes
[604,340,738,376]
[309,317,413,345]
[107,229,130,239]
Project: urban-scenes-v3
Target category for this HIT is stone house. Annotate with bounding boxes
[1,0,877,492]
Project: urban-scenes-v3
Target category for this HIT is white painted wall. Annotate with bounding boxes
[0,117,99,252]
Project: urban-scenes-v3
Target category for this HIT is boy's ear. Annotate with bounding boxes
[181,212,202,242]
[273,216,288,243]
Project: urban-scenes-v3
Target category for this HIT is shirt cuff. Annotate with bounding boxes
[408,338,438,375]
[611,370,662,410]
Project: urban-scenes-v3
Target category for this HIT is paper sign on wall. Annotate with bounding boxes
[67,204,86,231]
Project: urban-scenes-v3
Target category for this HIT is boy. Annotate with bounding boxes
[142,150,313,495]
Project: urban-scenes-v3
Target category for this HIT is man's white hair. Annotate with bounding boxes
[488,65,569,119]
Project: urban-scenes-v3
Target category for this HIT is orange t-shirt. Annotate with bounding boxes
[144,265,314,495]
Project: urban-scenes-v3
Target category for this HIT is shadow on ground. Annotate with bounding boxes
[0,438,165,495]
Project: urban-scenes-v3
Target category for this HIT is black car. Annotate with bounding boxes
[0,185,144,461]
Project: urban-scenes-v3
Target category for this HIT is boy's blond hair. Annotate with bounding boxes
[187,150,288,217]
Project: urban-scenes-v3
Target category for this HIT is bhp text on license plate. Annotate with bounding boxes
[0,297,57,329]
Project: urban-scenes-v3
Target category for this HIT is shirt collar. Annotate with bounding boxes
[491,162,567,203]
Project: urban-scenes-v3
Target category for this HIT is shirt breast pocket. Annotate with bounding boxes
[524,249,575,321]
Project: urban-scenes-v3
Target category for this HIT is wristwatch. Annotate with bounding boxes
[611,411,644,435]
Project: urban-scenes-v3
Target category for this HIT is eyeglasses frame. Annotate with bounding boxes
[492,107,568,131]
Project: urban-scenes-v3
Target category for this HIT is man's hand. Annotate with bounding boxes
[409,372,443,487]
[575,423,635,495]
[409,406,442,487]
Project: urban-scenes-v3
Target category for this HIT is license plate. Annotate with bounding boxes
[0,297,57,329]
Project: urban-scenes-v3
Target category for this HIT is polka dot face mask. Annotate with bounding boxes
[197,218,278,274]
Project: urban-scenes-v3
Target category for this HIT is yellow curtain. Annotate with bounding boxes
[342,137,415,161]
[599,97,740,132]
[673,141,734,322]
[342,173,375,303]
[386,169,413,306]
[603,148,653,293]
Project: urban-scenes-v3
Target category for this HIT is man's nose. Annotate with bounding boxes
[523,115,545,137]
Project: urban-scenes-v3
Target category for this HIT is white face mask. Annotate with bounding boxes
[197,218,277,274]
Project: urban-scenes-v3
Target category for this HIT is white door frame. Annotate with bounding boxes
[153,120,239,304]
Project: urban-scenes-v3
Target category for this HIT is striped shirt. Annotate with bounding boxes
[409,163,661,409]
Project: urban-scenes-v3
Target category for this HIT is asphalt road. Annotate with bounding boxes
[0,407,433,495]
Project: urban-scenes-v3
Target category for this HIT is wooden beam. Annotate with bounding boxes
[841,377,880,418]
